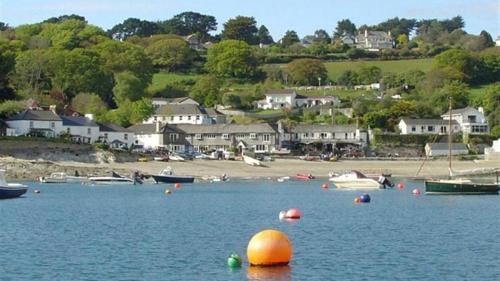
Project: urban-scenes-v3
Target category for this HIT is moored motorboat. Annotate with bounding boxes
[294,174,314,180]
[0,169,28,199]
[152,167,194,183]
[425,179,499,195]
[39,172,88,183]
[88,171,137,185]
[329,170,392,189]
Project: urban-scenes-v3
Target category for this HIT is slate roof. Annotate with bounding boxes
[265,89,296,95]
[127,123,163,134]
[155,104,207,115]
[442,107,476,116]
[204,108,224,117]
[426,143,468,151]
[168,123,277,134]
[99,122,131,133]
[401,118,459,126]
[7,109,62,121]
[61,116,98,127]
[292,124,359,133]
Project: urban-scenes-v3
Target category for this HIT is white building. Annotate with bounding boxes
[441,107,489,134]
[98,123,135,148]
[61,116,99,144]
[6,109,64,137]
[144,104,224,125]
[398,119,460,135]
[151,97,199,109]
[425,143,468,157]
[485,138,500,161]
[256,89,340,110]
[128,122,164,150]
[356,30,393,51]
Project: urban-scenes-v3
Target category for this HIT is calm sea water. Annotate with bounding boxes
[1,179,499,281]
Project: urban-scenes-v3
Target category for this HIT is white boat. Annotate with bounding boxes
[39,172,88,183]
[329,170,390,189]
[168,154,185,161]
[0,169,28,199]
[88,172,135,185]
[277,176,290,182]
[243,155,262,166]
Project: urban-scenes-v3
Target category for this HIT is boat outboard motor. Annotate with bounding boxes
[378,176,394,189]
[133,171,143,185]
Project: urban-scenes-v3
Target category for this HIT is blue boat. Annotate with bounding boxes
[152,167,194,184]
[0,170,28,199]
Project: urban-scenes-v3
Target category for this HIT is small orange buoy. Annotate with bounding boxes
[285,208,301,219]
[174,183,181,189]
[397,182,405,189]
[354,197,361,204]
[412,188,421,195]
[321,183,329,189]
[247,229,292,266]
[164,189,172,195]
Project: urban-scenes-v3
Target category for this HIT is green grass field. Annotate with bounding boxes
[147,72,201,95]
[324,58,435,81]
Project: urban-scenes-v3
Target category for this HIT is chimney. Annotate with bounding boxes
[49,105,57,114]
[156,121,161,133]
[85,113,94,120]
[478,107,484,114]
[365,29,368,37]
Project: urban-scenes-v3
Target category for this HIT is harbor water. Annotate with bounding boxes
[1,179,499,280]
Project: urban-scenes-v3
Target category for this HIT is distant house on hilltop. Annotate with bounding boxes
[356,29,393,51]
[256,89,340,110]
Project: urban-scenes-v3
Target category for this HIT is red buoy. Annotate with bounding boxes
[174,183,181,189]
[285,208,301,219]
[321,183,329,189]
[397,182,405,189]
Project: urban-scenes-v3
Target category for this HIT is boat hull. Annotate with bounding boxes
[0,186,28,199]
[152,175,194,183]
[425,181,499,195]
[330,179,382,189]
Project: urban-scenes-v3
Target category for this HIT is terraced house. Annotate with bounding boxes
[144,104,225,125]
[160,123,279,154]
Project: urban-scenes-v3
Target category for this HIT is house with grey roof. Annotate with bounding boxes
[61,115,99,143]
[144,104,225,125]
[128,122,165,150]
[6,109,63,137]
[441,107,489,134]
[99,122,134,148]
[256,89,340,110]
[425,143,468,157]
[356,29,393,51]
[161,123,279,154]
[151,97,199,109]
[398,118,460,135]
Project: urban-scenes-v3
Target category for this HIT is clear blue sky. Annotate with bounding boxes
[1,0,498,39]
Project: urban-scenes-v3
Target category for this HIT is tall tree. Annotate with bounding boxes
[108,18,161,40]
[280,30,300,48]
[221,16,259,45]
[375,17,417,37]
[334,19,356,38]
[479,30,495,47]
[11,49,48,97]
[43,14,86,24]
[313,29,331,44]
[257,25,274,44]
[189,75,222,107]
[205,40,259,79]
[144,38,195,71]
[160,12,217,40]
[0,22,9,31]
[287,59,327,85]
[112,71,146,105]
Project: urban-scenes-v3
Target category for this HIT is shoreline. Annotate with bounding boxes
[2,157,499,181]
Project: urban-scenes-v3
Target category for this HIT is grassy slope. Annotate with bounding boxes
[147,73,201,95]
[324,58,434,81]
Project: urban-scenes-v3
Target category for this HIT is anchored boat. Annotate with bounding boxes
[0,169,28,199]
[151,167,194,183]
[329,170,393,189]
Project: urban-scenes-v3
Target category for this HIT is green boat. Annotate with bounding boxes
[425,179,499,195]
[423,97,500,195]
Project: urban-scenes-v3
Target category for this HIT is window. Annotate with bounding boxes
[411,126,416,132]
[345,133,348,139]
[222,134,229,140]
[196,115,200,120]
[153,116,157,121]
[124,134,128,140]
[188,115,191,120]
[103,133,108,139]
[67,128,71,134]
[205,134,216,139]
[320,133,327,139]
[263,134,270,142]
[250,133,257,139]
[303,133,309,138]
[467,115,476,123]
[29,121,34,128]
[170,116,174,121]
[179,116,183,121]
[236,134,246,139]
[169,133,178,142]
[427,126,434,132]
[440,126,447,134]
[87,128,91,135]
[255,144,266,151]
[50,122,55,129]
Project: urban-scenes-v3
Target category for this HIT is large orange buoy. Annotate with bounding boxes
[353,197,361,204]
[174,183,181,189]
[285,208,301,219]
[247,229,292,266]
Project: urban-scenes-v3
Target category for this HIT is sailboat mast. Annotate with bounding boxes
[448,97,452,179]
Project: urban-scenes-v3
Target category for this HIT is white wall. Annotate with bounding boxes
[145,114,211,125]
[100,131,135,148]
[64,125,100,143]
[6,120,64,136]
[135,133,163,149]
